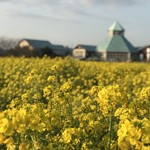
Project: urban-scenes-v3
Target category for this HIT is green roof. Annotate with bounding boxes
[97,35,137,53]
[50,44,71,56]
[75,44,97,52]
[24,39,51,49]
[109,21,125,31]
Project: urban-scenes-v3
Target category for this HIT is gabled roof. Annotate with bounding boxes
[50,44,67,51]
[137,45,150,51]
[50,44,71,56]
[109,21,125,32]
[97,35,137,53]
[22,39,51,49]
[75,44,97,52]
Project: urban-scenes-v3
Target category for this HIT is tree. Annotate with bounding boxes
[0,36,19,51]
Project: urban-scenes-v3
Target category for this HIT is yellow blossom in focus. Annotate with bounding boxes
[43,85,54,97]
[0,133,5,143]
[117,124,127,142]
[62,129,72,143]
[142,146,150,150]
[47,75,56,83]
[142,134,150,144]
[21,93,30,102]
[0,118,9,133]
[51,65,59,71]
[60,82,72,92]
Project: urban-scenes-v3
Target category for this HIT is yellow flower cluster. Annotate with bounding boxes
[118,118,150,150]
[97,84,125,116]
[0,57,149,149]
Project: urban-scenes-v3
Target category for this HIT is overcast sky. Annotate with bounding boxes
[0,0,150,47]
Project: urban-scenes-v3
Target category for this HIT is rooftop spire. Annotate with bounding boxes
[109,21,125,31]
[108,21,125,36]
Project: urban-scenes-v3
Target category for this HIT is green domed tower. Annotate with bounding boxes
[97,21,138,61]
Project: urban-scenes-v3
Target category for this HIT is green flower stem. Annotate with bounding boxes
[108,108,113,150]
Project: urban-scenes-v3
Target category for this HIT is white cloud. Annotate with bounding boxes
[0,0,149,21]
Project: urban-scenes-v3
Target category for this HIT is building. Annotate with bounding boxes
[97,21,138,62]
[17,39,52,56]
[18,39,51,50]
[50,44,72,57]
[73,44,98,60]
[138,45,150,62]
[17,39,71,57]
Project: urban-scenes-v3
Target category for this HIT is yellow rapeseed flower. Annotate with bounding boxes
[0,133,5,143]
[62,130,72,143]
[0,118,9,133]
[118,141,130,150]
[19,143,28,150]
[117,124,127,141]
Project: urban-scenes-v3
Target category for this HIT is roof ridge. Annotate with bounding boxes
[24,38,50,43]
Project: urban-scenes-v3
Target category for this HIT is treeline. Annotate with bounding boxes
[0,37,20,56]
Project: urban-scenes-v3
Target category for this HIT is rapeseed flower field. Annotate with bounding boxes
[0,57,149,150]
